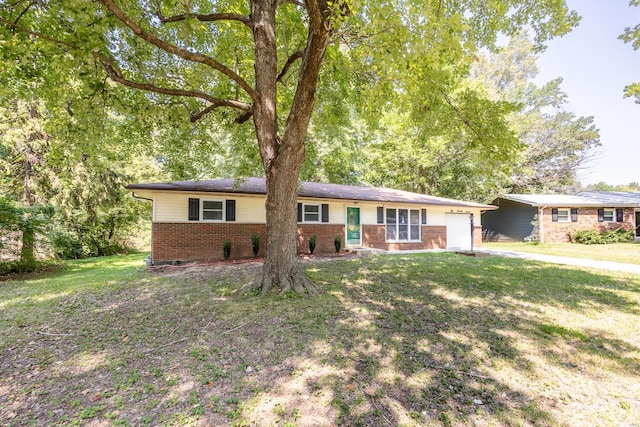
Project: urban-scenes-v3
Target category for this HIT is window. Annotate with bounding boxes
[188,198,235,222]
[303,204,320,222]
[297,203,329,223]
[603,209,615,222]
[385,208,421,242]
[556,208,570,222]
[202,200,224,221]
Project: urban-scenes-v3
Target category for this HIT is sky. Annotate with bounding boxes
[534,0,640,186]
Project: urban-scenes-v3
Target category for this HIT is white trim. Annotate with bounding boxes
[556,208,571,223]
[602,208,615,223]
[385,207,421,243]
[201,199,225,222]
[301,203,321,223]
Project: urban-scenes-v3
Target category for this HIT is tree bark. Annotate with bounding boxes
[239,0,330,295]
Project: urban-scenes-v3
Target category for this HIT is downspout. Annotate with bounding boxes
[538,205,546,243]
[131,192,154,265]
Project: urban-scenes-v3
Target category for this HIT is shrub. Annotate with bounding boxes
[309,234,317,255]
[223,240,232,260]
[334,235,342,253]
[251,234,260,258]
[571,227,634,245]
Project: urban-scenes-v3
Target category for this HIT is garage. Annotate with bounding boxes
[445,213,472,250]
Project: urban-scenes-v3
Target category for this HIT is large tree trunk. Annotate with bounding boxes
[240,0,330,295]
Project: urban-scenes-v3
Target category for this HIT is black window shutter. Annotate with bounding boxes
[551,208,558,222]
[377,207,384,224]
[188,198,200,221]
[321,203,329,223]
[598,208,604,222]
[297,203,303,222]
[421,208,427,225]
[226,200,236,222]
[616,208,624,222]
[571,208,578,222]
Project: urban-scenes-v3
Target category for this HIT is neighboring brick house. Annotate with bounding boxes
[482,192,640,243]
[127,178,496,264]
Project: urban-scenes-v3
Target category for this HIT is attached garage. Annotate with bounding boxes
[445,213,473,250]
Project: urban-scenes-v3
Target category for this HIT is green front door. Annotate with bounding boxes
[346,207,361,246]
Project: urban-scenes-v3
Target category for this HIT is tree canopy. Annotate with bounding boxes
[1,0,580,292]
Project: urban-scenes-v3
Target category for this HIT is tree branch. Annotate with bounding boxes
[158,11,250,26]
[100,61,252,118]
[0,16,77,49]
[277,50,304,83]
[98,0,258,101]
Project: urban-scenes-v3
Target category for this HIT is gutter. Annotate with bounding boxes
[130,192,154,266]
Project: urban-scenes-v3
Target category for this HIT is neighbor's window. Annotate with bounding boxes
[202,200,224,221]
[303,204,320,222]
[386,208,421,242]
[557,208,570,222]
[603,209,615,222]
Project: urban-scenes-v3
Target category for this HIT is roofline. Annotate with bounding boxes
[126,179,496,210]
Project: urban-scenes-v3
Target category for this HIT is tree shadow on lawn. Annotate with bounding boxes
[1,253,639,426]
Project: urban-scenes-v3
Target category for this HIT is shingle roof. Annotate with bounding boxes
[498,192,640,207]
[127,177,495,209]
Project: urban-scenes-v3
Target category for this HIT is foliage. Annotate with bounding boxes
[308,235,317,255]
[334,235,342,253]
[223,240,232,261]
[470,32,601,195]
[571,227,634,245]
[0,0,581,292]
[251,234,260,258]
[619,0,640,103]
[583,181,640,192]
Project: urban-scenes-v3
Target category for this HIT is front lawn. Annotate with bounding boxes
[1,253,639,426]
[483,241,640,265]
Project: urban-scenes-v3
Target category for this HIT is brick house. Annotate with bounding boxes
[126,178,496,264]
[482,192,640,243]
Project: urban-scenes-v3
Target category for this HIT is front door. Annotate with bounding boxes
[635,211,640,237]
[346,207,361,247]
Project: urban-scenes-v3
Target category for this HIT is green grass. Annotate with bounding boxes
[483,241,640,264]
[1,252,639,426]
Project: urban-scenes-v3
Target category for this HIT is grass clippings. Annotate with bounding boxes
[1,252,639,426]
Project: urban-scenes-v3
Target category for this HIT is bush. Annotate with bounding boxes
[309,234,317,254]
[0,260,52,276]
[571,227,634,245]
[251,234,260,258]
[334,235,342,253]
[223,240,232,260]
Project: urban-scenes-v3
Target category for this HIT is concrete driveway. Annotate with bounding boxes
[480,249,640,275]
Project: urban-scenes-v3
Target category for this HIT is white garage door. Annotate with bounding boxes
[446,214,472,250]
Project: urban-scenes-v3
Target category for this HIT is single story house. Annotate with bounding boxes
[126,177,496,264]
[482,192,640,243]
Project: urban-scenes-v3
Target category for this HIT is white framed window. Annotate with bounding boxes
[603,209,615,222]
[303,204,320,223]
[202,200,224,221]
[557,208,570,223]
[385,208,421,242]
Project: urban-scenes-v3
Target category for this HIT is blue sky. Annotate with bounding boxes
[534,0,640,186]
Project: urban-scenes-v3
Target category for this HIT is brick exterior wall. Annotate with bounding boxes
[541,207,635,243]
[152,222,484,263]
